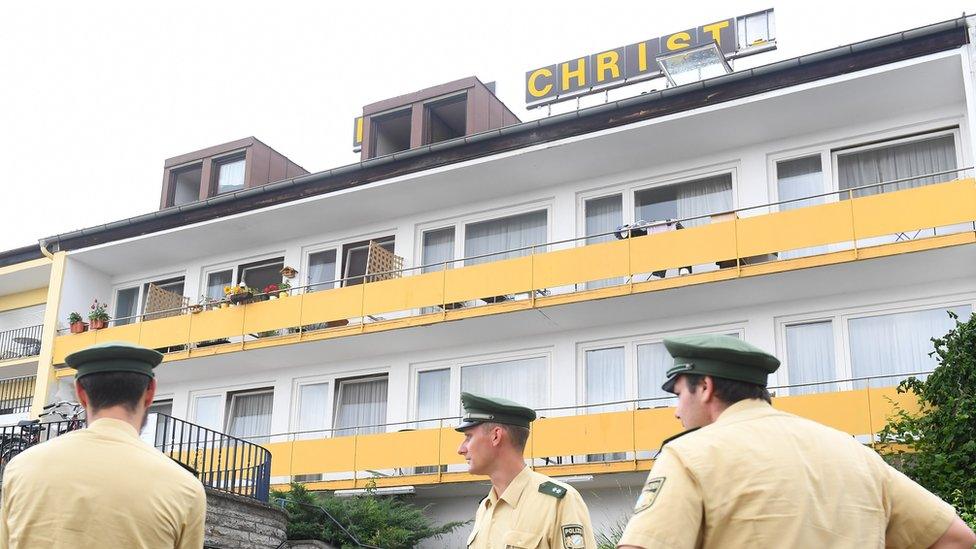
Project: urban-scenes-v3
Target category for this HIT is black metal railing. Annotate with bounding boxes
[0,376,36,415]
[151,413,272,502]
[0,324,42,360]
[0,417,85,479]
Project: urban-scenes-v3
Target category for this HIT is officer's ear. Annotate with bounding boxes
[699,376,718,403]
[74,380,89,409]
[143,378,157,409]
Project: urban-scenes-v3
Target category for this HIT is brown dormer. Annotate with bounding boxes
[359,77,520,160]
[160,137,308,209]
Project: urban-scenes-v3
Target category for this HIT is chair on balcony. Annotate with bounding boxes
[143,283,190,322]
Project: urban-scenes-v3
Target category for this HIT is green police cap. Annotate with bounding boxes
[661,334,780,394]
[455,392,537,432]
[65,341,163,380]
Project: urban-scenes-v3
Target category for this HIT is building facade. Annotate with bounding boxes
[8,16,976,547]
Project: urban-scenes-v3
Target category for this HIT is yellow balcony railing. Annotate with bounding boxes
[261,382,921,491]
[52,178,976,366]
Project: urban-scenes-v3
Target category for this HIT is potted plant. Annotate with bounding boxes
[263,283,280,300]
[224,283,253,305]
[68,312,87,334]
[278,281,291,298]
[88,299,110,330]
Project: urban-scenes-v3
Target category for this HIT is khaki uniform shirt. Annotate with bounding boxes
[467,466,597,549]
[0,418,207,549]
[618,399,956,549]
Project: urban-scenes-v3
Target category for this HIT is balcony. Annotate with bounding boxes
[260,377,920,491]
[52,177,976,367]
[0,325,42,363]
[0,375,35,416]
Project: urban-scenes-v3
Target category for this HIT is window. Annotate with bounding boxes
[341,237,394,286]
[423,94,466,145]
[584,195,624,288]
[585,347,626,413]
[307,250,337,292]
[784,321,837,395]
[635,173,733,228]
[206,270,233,301]
[333,376,388,436]
[193,395,222,431]
[114,287,140,326]
[464,210,547,265]
[170,164,202,206]
[848,305,971,388]
[296,382,330,440]
[422,228,455,273]
[142,277,185,314]
[214,155,246,195]
[461,357,548,410]
[369,109,411,158]
[237,257,285,293]
[776,156,828,259]
[416,369,450,429]
[836,133,957,198]
[637,342,676,407]
[148,400,173,417]
[226,389,274,442]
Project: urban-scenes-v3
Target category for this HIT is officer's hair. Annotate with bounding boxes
[683,374,772,404]
[483,422,531,451]
[77,372,151,412]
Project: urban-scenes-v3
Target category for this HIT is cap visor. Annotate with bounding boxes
[661,376,678,395]
[454,420,483,432]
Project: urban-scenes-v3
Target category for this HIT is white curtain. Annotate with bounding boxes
[637,343,676,407]
[585,348,626,413]
[422,228,455,272]
[675,174,734,227]
[334,377,388,436]
[227,391,273,441]
[777,156,828,259]
[585,196,625,289]
[416,369,451,429]
[849,305,971,389]
[785,321,836,395]
[837,134,956,197]
[217,159,246,194]
[464,210,547,265]
[461,357,547,410]
[206,270,232,301]
[307,250,337,291]
[297,383,330,440]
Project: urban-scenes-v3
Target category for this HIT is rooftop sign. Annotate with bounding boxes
[525,9,775,108]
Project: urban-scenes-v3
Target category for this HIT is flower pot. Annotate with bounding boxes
[90,319,108,330]
[189,305,203,314]
[268,295,278,301]
[279,291,289,298]
[229,292,253,305]
[70,321,88,334]
[220,302,229,309]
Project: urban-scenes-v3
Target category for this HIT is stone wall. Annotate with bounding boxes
[204,488,288,549]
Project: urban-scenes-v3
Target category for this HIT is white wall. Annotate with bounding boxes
[0,304,44,332]
[57,258,111,331]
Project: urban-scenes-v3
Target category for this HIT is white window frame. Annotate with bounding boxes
[415,199,554,268]
[212,150,247,195]
[576,163,740,242]
[332,374,391,434]
[112,271,187,322]
[775,293,976,395]
[408,346,554,423]
[187,380,275,435]
[300,228,397,290]
[199,251,285,299]
[225,387,275,436]
[576,324,745,409]
[288,365,391,435]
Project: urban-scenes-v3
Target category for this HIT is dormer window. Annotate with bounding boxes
[369,109,412,158]
[423,93,467,145]
[170,164,202,206]
[214,154,246,195]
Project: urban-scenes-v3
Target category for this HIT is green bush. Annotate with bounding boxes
[272,482,468,548]
[878,311,976,529]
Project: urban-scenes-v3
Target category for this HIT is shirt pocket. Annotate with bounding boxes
[503,529,546,548]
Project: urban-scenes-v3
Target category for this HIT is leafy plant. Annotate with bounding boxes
[596,513,631,549]
[271,482,467,548]
[877,310,976,529]
[68,312,83,324]
[88,299,110,322]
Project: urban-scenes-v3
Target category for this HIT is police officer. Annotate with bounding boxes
[0,342,207,549]
[457,392,596,549]
[617,334,976,549]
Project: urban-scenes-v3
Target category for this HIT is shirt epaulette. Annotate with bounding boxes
[538,481,567,499]
[660,427,701,448]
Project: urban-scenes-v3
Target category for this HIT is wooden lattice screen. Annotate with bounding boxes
[143,283,190,321]
[364,241,404,283]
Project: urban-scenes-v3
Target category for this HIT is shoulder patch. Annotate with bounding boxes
[660,426,700,448]
[539,481,567,499]
[562,524,585,548]
[634,477,665,513]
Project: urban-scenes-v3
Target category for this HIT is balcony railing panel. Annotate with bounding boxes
[52,178,976,364]
[530,410,638,457]
[0,376,36,414]
[354,428,442,471]
[0,324,43,361]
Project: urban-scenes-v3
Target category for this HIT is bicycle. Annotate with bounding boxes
[0,401,86,478]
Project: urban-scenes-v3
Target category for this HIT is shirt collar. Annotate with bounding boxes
[490,466,532,508]
[87,417,141,439]
[714,398,773,426]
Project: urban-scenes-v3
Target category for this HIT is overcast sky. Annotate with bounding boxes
[0,1,971,253]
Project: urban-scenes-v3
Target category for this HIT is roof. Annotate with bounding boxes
[34,17,970,255]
